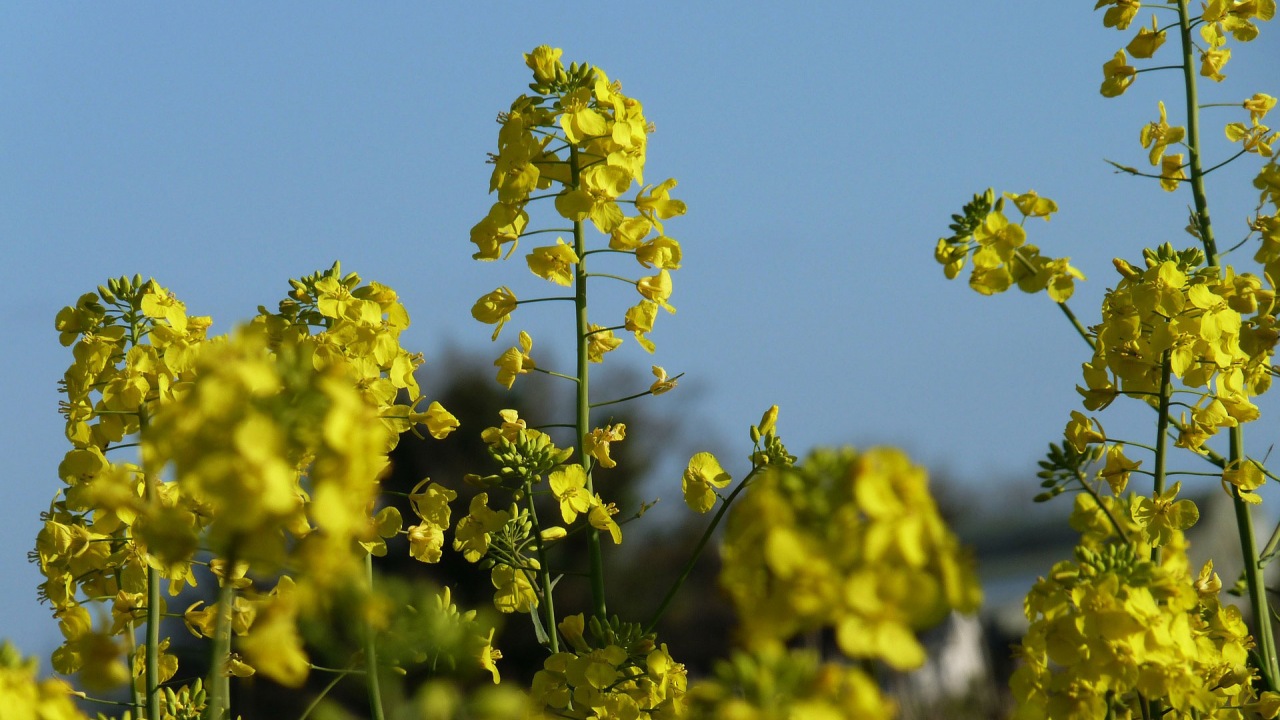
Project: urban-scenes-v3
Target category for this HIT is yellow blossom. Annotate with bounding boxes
[585,324,622,363]
[1127,15,1167,58]
[584,424,626,469]
[1201,47,1231,81]
[1101,50,1136,97]
[471,287,517,340]
[526,238,579,286]
[494,331,535,389]
[548,464,593,523]
[650,365,678,395]
[524,45,563,86]
[682,452,731,513]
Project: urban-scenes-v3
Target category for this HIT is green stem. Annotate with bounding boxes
[204,547,237,720]
[131,319,160,720]
[644,465,763,635]
[364,553,387,720]
[590,375,685,409]
[570,144,607,622]
[298,670,352,720]
[1176,0,1218,263]
[1056,302,1096,350]
[1153,352,1172,499]
[524,485,559,652]
[1233,428,1280,690]
[1152,352,1172,568]
[1176,0,1274,687]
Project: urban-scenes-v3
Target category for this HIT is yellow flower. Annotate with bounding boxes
[635,178,687,232]
[524,45,563,86]
[494,331,535,389]
[407,523,446,563]
[585,324,622,363]
[589,502,623,544]
[421,401,459,440]
[637,270,675,312]
[549,464,594,523]
[492,561,539,613]
[1245,93,1277,124]
[476,627,503,683]
[1127,15,1166,58]
[584,424,626,469]
[526,238,579,286]
[682,452,731,513]
[559,88,608,145]
[555,164,631,233]
[470,203,527,261]
[636,236,683,269]
[650,365,678,395]
[1096,0,1141,30]
[1101,50,1136,97]
[609,216,653,251]
[1004,190,1058,221]
[1200,46,1231,81]
[1065,411,1105,452]
[1100,444,1141,494]
[454,494,510,562]
[1131,482,1200,545]
[1160,153,1186,191]
[1141,102,1186,166]
[471,287,517,341]
[1223,458,1266,503]
[625,301,659,353]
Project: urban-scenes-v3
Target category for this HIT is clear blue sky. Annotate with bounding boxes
[3,4,1276,667]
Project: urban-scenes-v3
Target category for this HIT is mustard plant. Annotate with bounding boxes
[934,3,1279,717]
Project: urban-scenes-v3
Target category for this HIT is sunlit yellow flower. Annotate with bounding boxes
[1200,46,1231,81]
[636,236,683,270]
[682,452,731,513]
[1245,93,1278,124]
[524,45,563,86]
[1096,0,1141,30]
[1100,444,1142,494]
[650,365,678,395]
[1141,102,1186,166]
[494,331,535,389]
[589,502,622,544]
[471,287,517,340]
[1101,50,1136,97]
[1127,15,1167,58]
[549,464,594,523]
[637,270,675,312]
[527,238,579,286]
[1160,153,1186,191]
[584,424,626,469]
[585,324,622,363]
[1131,482,1200,545]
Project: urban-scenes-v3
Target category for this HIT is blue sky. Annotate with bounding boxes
[3,4,1277,667]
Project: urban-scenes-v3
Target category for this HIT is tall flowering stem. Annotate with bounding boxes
[932,2,1280,714]
[1175,0,1278,689]
[570,144,608,621]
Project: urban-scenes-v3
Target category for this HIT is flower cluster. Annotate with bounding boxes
[1012,495,1255,719]
[37,265,466,693]
[1078,246,1277,456]
[685,644,895,720]
[934,189,1084,301]
[1093,1,1274,97]
[529,615,688,719]
[470,44,687,367]
[718,447,982,671]
[0,640,89,720]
